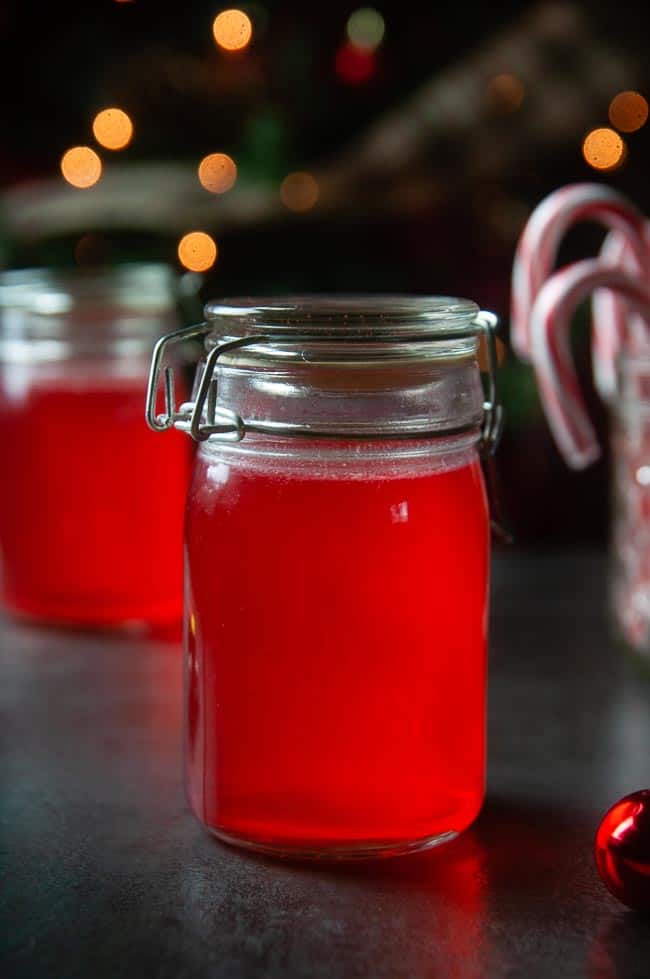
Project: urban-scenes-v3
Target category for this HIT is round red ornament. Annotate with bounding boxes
[594,790,650,912]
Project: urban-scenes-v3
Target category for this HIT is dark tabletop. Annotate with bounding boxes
[2,550,650,979]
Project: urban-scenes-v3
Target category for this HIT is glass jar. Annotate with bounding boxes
[611,354,650,660]
[0,264,193,629]
[147,295,502,858]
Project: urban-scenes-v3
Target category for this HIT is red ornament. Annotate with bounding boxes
[594,790,650,911]
[335,42,376,85]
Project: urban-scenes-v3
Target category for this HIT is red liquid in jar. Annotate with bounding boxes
[0,366,189,627]
[185,443,489,854]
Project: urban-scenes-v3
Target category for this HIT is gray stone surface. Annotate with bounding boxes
[1,551,650,978]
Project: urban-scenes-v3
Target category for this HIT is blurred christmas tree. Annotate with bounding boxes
[1,0,648,542]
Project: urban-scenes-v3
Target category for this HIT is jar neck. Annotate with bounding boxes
[201,355,485,441]
[197,429,481,476]
[0,264,198,363]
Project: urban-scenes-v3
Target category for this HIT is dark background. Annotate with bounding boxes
[2,0,650,543]
[3,12,650,975]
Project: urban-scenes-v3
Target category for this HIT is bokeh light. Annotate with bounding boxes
[212,9,253,51]
[92,108,134,150]
[608,91,649,133]
[335,42,376,85]
[177,232,218,271]
[582,127,626,172]
[60,147,103,189]
[280,172,319,212]
[346,8,385,50]
[198,153,238,193]
[487,73,525,112]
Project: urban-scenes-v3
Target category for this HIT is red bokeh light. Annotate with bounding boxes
[335,42,376,85]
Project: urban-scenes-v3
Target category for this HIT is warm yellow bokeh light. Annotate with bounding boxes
[280,172,319,212]
[608,91,649,133]
[198,153,238,193]
[487,73,525,112]
[582,127,626,171]
[60,146,103,189]
[177,232,218,272]
[346,8,385,50]
[212,9,253,51]
[92,108,134,150]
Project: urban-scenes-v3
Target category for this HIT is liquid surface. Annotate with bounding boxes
[0,366,189,627]
[185,443,489,852]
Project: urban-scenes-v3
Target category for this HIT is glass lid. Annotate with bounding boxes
[204,295,481,340]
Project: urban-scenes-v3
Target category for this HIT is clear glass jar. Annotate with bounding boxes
[148,295,501,858]
[0,264,192,629]
[611,355,650,660]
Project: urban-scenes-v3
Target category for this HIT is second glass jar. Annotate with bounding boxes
[611,354,650,662]
[0,265,192,629]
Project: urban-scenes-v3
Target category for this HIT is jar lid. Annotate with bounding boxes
[147,294,501,450]
[204,295,480,342]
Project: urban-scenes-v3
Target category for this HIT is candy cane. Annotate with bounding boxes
[511,184,648,363]
[592,221,650,397]
[530,259,650,469]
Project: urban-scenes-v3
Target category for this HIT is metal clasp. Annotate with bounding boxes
[146,311,504,450]
[146,324,267,441]
[475,311,504,457]
[185,333,268,441]
[146,322,210,432]
[474,311,511,541]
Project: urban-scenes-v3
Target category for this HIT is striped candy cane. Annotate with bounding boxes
[511,184,648,372]
[530,259,650,469]
[592,220,650,397]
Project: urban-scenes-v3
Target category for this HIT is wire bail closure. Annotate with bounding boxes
[145,311,503,456]
[475,311,504,457]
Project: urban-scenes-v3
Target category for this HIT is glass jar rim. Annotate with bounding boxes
[0,263,197,317]
[204,294,481,340]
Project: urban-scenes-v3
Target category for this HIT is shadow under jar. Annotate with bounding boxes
[0,265,191,630]
[147,296,502,858]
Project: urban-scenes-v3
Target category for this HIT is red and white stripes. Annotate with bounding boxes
[530,260,650,469]
[511,183,650,468]
[592,221,650,396]
[512,184,647,360]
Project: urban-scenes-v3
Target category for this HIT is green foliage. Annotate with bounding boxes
[498,353,544,432]
[238,109,291,183]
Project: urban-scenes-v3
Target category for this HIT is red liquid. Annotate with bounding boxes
[0,365,189,627]
[185,442,489,856]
